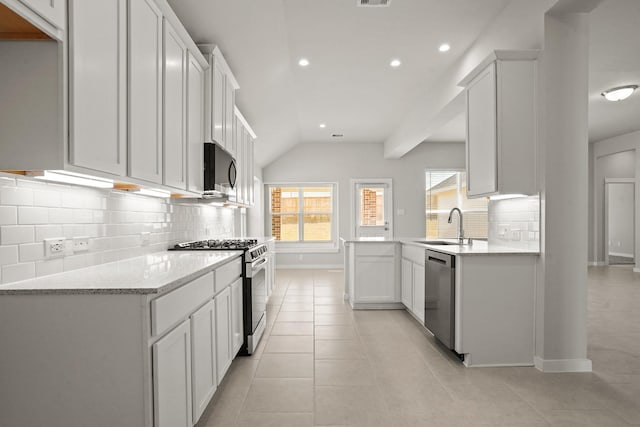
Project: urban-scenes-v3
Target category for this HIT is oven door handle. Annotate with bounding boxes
[251,257,269,271]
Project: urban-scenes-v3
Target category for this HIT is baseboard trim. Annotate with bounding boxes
[350,302,405,310]
[588,261,606,267]
[534,356,592,372]
[276,264,344,270]
[609,252,634,258]
[633,267,640,273]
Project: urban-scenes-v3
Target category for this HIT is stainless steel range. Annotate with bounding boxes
[170,238,269,355]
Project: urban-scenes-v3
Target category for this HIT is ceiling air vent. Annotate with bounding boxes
[357,0,392,7]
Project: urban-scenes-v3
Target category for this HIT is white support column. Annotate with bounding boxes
[535,0,601,372]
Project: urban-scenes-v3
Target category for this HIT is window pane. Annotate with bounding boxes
[303,214,331,241]
[271,187,299,214]
[359,187,385,226]
[303,187,332,213]
[425,171,488,239]
[271,214,299,241]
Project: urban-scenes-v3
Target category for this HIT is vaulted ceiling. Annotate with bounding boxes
[168,0,640,166]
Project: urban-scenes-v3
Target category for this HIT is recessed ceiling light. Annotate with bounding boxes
[390,59,401,68]
[298,58,310,67]
[439,43,451,52]
[601,85,637,102]
[319,123,326,128]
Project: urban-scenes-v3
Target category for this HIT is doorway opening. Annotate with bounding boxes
[605,179,635,265]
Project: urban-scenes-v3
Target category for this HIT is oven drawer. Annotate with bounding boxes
[215,257,242,294]
[151,272,214,337]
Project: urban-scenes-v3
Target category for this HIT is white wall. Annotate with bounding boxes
[607,183,634,258]
[0,172,237,284]
[262,141,465,267]
[589,132,639,267]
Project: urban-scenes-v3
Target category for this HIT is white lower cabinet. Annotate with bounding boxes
[402,244,426,322]
[215,286,233,384]
[346,242,401,308]
[190,300,217,424]
[230,277,244,356]
[412,263,425,323]
[153,319,193,427]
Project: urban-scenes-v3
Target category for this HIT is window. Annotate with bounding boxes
[267,184,338,252]
[425,171,488,239]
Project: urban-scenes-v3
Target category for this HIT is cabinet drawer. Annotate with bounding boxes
[355,243,397,257]
[215,258,242,294]
[152,272,214,337]
[402,245,425,265]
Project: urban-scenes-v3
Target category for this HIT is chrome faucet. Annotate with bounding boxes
[447,207,465,244]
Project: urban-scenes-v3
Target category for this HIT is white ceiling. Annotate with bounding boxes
[167,0,640,166]
[167,0,510,166]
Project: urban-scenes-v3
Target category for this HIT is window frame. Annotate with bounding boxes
[265,182,339,253]
[425,169,488,240]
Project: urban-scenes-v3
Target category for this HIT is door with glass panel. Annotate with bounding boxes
[352,179,393,239]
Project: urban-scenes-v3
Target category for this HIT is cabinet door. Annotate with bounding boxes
[211,63,225,147]
[225,79,235,156]
[21,0,65,29]
[187,52,204,193]
[248,138,255,206]
[163,20,187,189]
[466,62,497,197]
[230,277,244,355]
[401,258,413,309]
[354,256,396,303]
[191,300,216,424]
[235,126,245,204]
[412,263,425,323]
[129,0,163,183]
[214,287,232,384]
[68,0,126,176]
[153,319,192,427]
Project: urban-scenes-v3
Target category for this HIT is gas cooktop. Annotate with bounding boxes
[171,239,259,251]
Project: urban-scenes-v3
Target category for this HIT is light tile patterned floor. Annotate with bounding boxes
[196,267,640,426]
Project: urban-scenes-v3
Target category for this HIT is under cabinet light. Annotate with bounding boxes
[601,85,637,102]
[27,170,114,189]
[489,194,527,201]
[135,188,171,198]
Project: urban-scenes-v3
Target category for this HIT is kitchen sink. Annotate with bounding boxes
[414,240,459,245]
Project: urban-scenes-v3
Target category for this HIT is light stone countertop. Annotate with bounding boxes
[0,251,242,295]
[340,237,539,256]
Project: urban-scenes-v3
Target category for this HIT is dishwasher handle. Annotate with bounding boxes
[426,250,455,268]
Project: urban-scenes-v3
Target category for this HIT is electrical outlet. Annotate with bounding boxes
[44,238,65,259]
[73,236,89,252]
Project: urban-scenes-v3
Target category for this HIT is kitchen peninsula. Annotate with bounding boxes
[343,237,539,367]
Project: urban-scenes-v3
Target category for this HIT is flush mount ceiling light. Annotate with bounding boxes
[438,43,450,52]
[319,123,326,128]
[601,85,637,102]
[390,59,401,68]
[27,170,114,189]
[298,58,310,67]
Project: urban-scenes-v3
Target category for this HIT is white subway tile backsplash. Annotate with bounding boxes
[35,258,64,277]
[0,246,19,266]
[0,187,34,206]
[18,206,49,224]
[488,195,540,251]
[0,206,17,225]
[19,242,44,262]
[1,225,35,245]
[2,262,36,283]
[33,189,61,207]
[0,172,236,284]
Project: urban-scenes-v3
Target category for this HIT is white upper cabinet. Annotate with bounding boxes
[20,0,65,30]
[199,45,240,154]
[163,19,187,190]
[461,51,538,198]
[68,0,126,177]
[233,107,256,207]
[128,0,163,184]
[187,51,205,193]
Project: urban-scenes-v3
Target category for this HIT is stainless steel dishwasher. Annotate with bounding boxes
[424,250,456,350]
